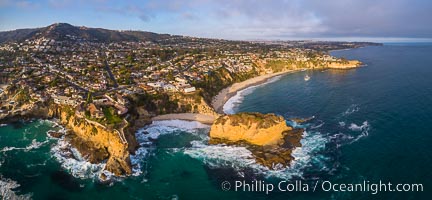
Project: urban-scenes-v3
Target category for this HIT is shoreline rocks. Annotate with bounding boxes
[47,130,63,138]
[209,112,303,169]
[0,103,139,177]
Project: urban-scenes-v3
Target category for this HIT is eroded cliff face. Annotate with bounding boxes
[52,105,134,176]
[170,93,218,117]
[209,112,303,169]
[210,113,291,145]
[326,60,362,69]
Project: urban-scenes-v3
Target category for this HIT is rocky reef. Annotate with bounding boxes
[209,112,303,169]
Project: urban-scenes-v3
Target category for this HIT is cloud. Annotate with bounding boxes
[302,0,432,38]
[2,0,431,39]
[0,0,40,9]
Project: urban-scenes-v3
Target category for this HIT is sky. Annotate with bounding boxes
[1,0,432,42]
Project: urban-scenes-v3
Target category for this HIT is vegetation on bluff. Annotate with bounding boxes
[192,67,258,103]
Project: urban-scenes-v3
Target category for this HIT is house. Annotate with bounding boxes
[53,96,77,106]
[147,82,164,88]
[93,98,109,105]
[163,84,177,92]
[87,103,104,119]
[183,87,196,93]
[115,93,127,105]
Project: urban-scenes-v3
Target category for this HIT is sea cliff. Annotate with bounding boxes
[326,60,362,69]
[0,102,139,177]
[56,107,133,176]
[209,113,303,169]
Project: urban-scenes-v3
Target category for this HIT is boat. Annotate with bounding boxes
[304,75,310,81]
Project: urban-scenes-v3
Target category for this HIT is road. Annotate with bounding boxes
[103,59,119,88]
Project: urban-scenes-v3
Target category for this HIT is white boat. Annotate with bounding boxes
[304,75,310,81]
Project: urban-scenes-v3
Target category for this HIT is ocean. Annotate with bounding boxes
[1,43,431,199]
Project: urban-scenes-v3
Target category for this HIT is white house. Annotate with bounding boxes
[183,87,196,93]
[147,82,164,88]
[53,96,77,106]
[163,84,177,92]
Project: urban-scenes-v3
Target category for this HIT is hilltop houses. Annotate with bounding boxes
[53,95,78,106]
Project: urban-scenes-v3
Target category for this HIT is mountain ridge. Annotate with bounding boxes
[0,22,175,44]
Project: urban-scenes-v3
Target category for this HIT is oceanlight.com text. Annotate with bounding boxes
[221,180,424,195]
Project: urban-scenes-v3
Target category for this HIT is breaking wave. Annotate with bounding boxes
[51,138,106,180]
[348,121,370,133]
[0,176,32,200]
[132,118,330,180]
[331,121,371,145]
[311,120,325,129]
[348,121,371,143]
[334,104,371,144]
[342,104,360,117]
[131,120,210,177]
[184,130,328,180]
[0,139,48,153]
[223,75,282,114]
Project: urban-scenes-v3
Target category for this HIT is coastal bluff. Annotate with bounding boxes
[0,102,138,177]
[209,112,303,169]
[327,60,362,69]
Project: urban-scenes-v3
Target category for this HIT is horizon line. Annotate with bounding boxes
[1,22,432,43]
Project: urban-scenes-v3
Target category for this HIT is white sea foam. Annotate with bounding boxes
[184,130,328,180]
[223,87,256,114]
[309,119,324,129]
[46,120,104,180]
[131,120,210,176]
[348,121,371,143]
[51,139,106,179]
[132,118,329,180]
[25,139,48,152]
[331,121,371,144]
[0,176,32,200]
[39,119,56,126]
[26,160,47,168]
[348,121,370,133]
[0,139,48,153]
[223,75,282,114]
[342,104,360,117]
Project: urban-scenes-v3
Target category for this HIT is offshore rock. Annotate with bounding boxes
[209,112,303,169]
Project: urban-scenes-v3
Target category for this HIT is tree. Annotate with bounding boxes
[86,92,93,104]
[127,52,135,63]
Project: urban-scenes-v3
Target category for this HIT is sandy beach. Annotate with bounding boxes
[211,69,303,114]
[151,113,217,125]
[151,69,304,124]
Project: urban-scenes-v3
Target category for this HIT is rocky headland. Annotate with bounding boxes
[0,102,141,177]
[326,60,362,69]
[209,112,303,169]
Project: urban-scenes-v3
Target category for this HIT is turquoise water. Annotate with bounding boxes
[1,44,431,199]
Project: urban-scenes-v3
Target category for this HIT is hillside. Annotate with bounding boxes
[0,23,174,44]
